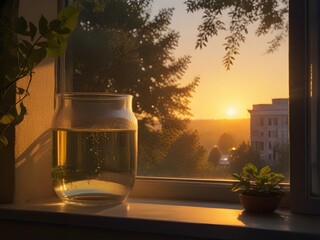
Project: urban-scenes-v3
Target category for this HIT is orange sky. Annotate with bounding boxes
[152,1,288,120]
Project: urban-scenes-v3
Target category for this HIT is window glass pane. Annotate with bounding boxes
[59,0,289,181]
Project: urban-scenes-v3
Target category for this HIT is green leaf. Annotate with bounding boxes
[16,17,28,35]
[58,6,80,32]
[56,27,71,35]
[0,135,8,147]
[29,21,37,41]
[231,182,243,192]
[49,19,62,31]
[0,113,15,125]
[39,15,48,35]
[259,166,271,177]
[232,173,241,180]
[243,162,257,176]
[28,47,47,68]
[45,34,67,57]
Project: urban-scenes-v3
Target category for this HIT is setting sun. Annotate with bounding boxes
[227,107,237,117]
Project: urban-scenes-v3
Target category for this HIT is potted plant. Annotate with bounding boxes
[231,162,285,213]
[0,0,79,203]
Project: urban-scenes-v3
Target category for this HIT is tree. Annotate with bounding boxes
[185,0,288,69]
[207,145,221,166]
[67,0,204,176]
[217,133,236,154]
[272,142,290,180]
[229,141,261,174]
[162,131,206,177]
[69,0,199,126]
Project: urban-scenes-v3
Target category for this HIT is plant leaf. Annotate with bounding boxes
[46,36,67,57]
[39,15,48,35]
[49,19,62,31]
[57,6,80,33]
[16,16,28,35]
[28,47,47,68]
[0,113,15,125]
[0,135,8,147]
[29,21,37,41]
[232,173,241,180]
[231,182,243,192]
[259,166,271,177]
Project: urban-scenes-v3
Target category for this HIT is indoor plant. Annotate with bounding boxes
[0,0,79,203]
[231,162,285,213]
[0,2,79,149]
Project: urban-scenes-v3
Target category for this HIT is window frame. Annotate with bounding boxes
[290,0,320,214]
[53,0,320,211]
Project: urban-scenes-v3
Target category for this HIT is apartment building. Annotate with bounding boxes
[248,98,289,163]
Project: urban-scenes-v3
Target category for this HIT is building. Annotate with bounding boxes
[248,98,289,163]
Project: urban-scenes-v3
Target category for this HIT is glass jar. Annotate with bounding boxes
[51,93,137,206]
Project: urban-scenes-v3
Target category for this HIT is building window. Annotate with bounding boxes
[273,118,278,126]
[273,130,278,138]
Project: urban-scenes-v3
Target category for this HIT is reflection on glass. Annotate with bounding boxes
[61,0,289,181]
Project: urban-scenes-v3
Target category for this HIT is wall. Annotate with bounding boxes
[14,0,56,202]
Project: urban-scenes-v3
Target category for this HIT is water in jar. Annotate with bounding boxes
[52,128,137,206]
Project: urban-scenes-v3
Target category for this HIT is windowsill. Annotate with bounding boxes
[0,197,320,239]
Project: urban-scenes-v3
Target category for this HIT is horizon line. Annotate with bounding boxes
[190,118,250,121]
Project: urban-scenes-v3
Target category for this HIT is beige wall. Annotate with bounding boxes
[15,0,57,202]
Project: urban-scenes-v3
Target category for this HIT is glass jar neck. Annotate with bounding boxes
[55,93,133,110]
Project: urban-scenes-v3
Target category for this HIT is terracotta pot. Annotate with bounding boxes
[239,193,282,213]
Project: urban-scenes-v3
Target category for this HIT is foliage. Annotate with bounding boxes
[228,141,261,174]
[231,162,285,197]
[0,2,80,149]
[207,145,221,166]
[272,142,290,180]
[185,0,288,70]
[69,0,199,125]
[163,130,206,177]
[217,132,235,154]
[68,0,204,176]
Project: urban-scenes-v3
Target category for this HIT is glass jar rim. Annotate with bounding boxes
[56,92,132,101]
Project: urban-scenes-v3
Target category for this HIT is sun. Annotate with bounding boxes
[227,107,237,117]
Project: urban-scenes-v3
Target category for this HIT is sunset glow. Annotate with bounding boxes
[227,108,237,117]
[152,0,288,120]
